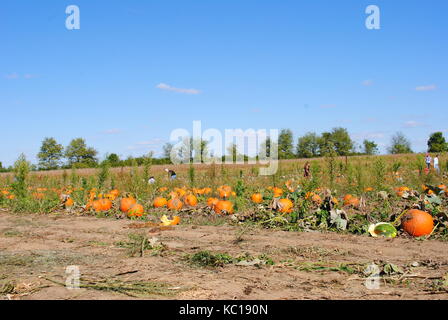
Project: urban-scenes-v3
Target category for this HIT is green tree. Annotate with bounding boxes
[12,154,31,198]
[388,132,413,154]
[226,143,241,163]
[65,138,98,167]
[278,129,295,159]
[163,143,173,159]
[296,132,320,158]
[258,137,278,160]
[105,153,120,167]
[363,140,379,155]
[319,128,354,156]
[427,132,448,153]
[37,137,64,170]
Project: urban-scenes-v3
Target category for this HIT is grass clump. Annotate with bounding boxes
[187,251,234,267]
[114,233,167,257]
[186,250,275,268]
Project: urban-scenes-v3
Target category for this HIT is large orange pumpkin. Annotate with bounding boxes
[184,194,198,207]
[167,198,183,211]
[153,197,168,208]
[277,198,293,213]
[93,198,112,212]
[120,197,137,213]
[251,193,263,204]
[401,209,434,237]
[128,203,145,217]
[214,200,234,214]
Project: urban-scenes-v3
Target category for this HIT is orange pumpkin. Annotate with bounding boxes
[128,203,145,217]
[120,197,137,213]
[167,198,183,211]
[277,198,293,213]
[343,195,360,208]
[396,186,410,197]
[92,200,102,212]
[272,187,283,198]
[153,197,168,208]
[106,189,120,200]
[174,187,187,197]
[311,194,322,205]
[251,193,263,204]
[171,216,181,226]
[207,197,219,208]
[218,185,232,199]
[214,200,234,214]
[184,194,198,207]
[202,187,212,195]
[401,209,434,237]
[92,198,112,212]
[65,198,74,208]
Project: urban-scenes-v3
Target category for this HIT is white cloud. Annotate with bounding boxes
[136,138,164,146]
[415,84,437,91]
[353,132,386,140]
[5,73,38,80]
[102,129,122,135]
[404,120,426,128]
[127,138,165,150]
[5,73,19,79]
[362,80,374,86]
[156,83,201,95]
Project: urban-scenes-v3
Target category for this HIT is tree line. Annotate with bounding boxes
[0,130,447,172]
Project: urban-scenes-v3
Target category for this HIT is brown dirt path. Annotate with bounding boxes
[0,211,447,300]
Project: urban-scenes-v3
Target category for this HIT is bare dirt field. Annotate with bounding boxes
[1,210,447,300]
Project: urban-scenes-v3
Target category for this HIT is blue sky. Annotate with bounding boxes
[1,0,447,166]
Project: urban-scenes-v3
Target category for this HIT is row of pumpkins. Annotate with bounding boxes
[2,183,440,238]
